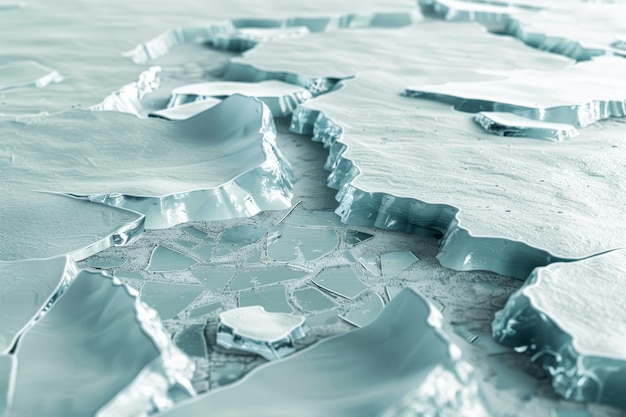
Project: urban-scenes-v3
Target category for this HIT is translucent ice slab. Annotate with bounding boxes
[239,286,293,313]
[313,266,367,299]
[140,282,203,320]
[159,289,488,417]
[267,224,338,262]
[475,112,579,141]
[217,306,307,360]
[2,95,293,229]
[340,292,385,327]
[294,73,626,278]
[492,249,626,410]
[168,80,312,117]
[145,246,198,272]
[0,60,63,91]
[0,256,194,417]
[151,98,221,121]
[406,57,626,128]
[1,192,144,261]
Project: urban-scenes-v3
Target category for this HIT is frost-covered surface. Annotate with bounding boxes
[0,256,195,417]
[0,60,63,92]
[493,250,626,409]
[217,306,307,360]
[2,95,293,230]
[158,289,489,417]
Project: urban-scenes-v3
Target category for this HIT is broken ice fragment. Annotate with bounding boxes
[175,324,208,358]
[355,252,381,275]
[312,266,367,299]
[475,112,579,141]
[215,225,267,256]
[0,60,62,91]
[2,256,194,417]
[217,306,307,360]
[150,98,221,120]
[159,289,488,417]
[239,286,293,313]
[267,225,338,263]
[380,251,419,277]
[493,249,626,409]
[292,287,337,312]
[345,229,374,246]
[406,56,626,128]
[229,266,308,291]
[183,226,209,239]
[340,292,385,327]
[189,302,222,319]
[140,282,203,320]
[92,66,160,116]
[84,255,127,270]
[1,192,144,262]
[190,265,235,294]
[146,246,197,272]
[168,80,311,117]
[191,241,215,261]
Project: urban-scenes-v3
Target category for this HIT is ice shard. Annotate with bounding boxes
[145,246,198,272]
[1,192,144,261]
[492,249,626,410]
[2,95,293,230]
[313,266,367,299]
[0,60,63,91]
[0,256,194,417]
[267,224,338,263]
[167,80,312,117]
[406,57,626,128]
[239,286,293,313]
[340,292,385,327]
[293,72,626,278]
[158,289,489,417]
[216,306,307,360]
[474,112,579,141]
[227,23,570,103]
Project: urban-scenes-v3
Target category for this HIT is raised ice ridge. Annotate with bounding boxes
[217,306,308,360]
[406,56,626,129]
[492,249,626,410]
[92,66,161,116]
[158,289,489,417]
[3,95,293,230]
[291,73,626,278]
[419,0,626,61]
[474,112,579,141]
[0,256,195,417]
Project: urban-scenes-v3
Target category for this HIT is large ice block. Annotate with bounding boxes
[158,289,489,417]
[492,249,626,410]
[0,256,195,417]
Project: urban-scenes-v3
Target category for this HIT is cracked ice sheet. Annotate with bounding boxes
[159,289,489,417]
[493,249,626,410]
[0,192,144,261]
[227,22,571,89]
[294,73,626,278]
[419,0,626,60]
[0,256,194,417]
[406,56,626,128]
[1,95,293,230]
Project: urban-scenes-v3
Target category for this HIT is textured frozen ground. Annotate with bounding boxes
[0,256,194,417]
[1,95,293,230]
[159,289,489,417]
[493,249,626,410]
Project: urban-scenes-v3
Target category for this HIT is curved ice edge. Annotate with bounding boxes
[79,95,294,230]
[405,90,626,129]
[122,12,421,65]
[157,288,489,417]
[291,105,579,280]
[491,257,626,410]
[92,66,161,116]
[417,0,624,61]
[474,112,580,141]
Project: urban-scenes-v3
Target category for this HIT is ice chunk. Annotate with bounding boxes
[2,95,293,230]
[92,66,161,116]
[215,225,267,256]
[2,256,194,417]
[267,225,338,263]
[229,266,308,291]
[297,72,626,278]
[140,282,203,320]
[0,60,62,91]
[475,112,579,141]
[168,80,311,117]
[312,266,367,299]
[190,265,235,294]
[380,251,419,277]
[216,306,307,360]
[189,302,222,319]
[1,192,144,262]
[340,292,385,327]
[175,324,208,358]
[146,246,198,272]
[292,287,337,312]
[345,229,374,246]
[239,286,293,313]
[492,249,626,409]
[406,57,626,128]
[159,289,488,417]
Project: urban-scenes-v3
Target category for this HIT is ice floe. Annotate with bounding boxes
[493,249,626,409]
